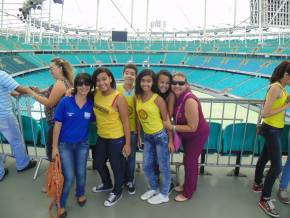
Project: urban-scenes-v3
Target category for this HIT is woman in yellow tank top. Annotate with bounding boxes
[253,61,290,217]
[91,67,131,207]
[135,69,174,205]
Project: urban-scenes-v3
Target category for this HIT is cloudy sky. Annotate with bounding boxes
[10,0,250,32]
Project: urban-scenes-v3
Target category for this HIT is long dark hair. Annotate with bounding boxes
[92,67,116,90]
[270,61,290,84]
[73,72,94,99]
[135,69,158,96]
[156,69,172,100]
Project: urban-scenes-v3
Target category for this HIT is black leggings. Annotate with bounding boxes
[46,124,54,162]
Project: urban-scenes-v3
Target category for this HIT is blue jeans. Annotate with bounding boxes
[255,123,283,198]
[143,129,171,196]
[93,137,126,195]
[0,113,30,179]
[59,141,89,208]
[280,130,290,190]
[125,132,137,183]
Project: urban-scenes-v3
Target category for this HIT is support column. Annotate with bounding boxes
[130,0,134,27]
[145,0,149,40]
[59,2,64,42]
[95,0,100,39]
[1,0,4,31]
[203,0,207,41]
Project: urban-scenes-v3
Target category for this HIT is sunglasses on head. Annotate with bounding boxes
[171,80,186,86]
[76,81,91,87]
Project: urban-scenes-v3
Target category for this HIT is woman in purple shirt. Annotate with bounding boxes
[164,72,209,202]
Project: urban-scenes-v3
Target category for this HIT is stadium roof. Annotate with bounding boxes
[0,0,289,41]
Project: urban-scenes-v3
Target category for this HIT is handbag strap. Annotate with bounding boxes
[175,92,192,123]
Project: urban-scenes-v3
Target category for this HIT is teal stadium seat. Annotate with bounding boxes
[223,123,258,176]
[39,118,50,146]
[200,122,222,174]
[281,124,290,155]
[20,115,41,147]
[88,123,98,147]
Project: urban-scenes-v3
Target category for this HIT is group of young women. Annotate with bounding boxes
[27,59,210,217]
[26,59,290,218]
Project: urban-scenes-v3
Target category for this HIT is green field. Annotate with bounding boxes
[194,91,260,127]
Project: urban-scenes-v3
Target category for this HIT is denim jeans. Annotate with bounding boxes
[124,132,137,184]
[280,130,290,190]
[143,129,171,196]
[59,141,89,208]
[0,113,30,177]
[93,136,126,195]
[254,123,283,199]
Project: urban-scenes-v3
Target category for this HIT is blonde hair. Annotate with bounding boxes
[172,72,188,83]
[51,58,74,86]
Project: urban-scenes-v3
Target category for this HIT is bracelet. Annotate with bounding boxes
[173,125,176,132]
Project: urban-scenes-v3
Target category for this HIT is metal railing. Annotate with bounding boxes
[0,95,288,181]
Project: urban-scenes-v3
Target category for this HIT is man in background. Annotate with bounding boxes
[0,70,37,182]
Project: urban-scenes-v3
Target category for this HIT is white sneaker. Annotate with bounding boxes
[147,193,169,205]
[104,192,122,207]
[126,182,136,195]
[140,190,158,201]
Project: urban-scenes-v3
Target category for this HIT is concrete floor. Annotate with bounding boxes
[0,156,289,218]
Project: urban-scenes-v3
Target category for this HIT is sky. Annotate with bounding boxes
[5,0,251,32]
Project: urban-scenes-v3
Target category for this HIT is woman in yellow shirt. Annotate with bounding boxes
[253,61,290,217]
[91,67,131,207]
[135,69,174,205]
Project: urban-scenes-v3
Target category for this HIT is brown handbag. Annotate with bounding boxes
[46,154,64,218]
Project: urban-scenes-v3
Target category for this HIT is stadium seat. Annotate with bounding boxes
[223,123,258,176]
[39,118,50,146]
[20,115,41,147]
[88,123,98,147]
[281,124,290,155]
[200,122,222,175]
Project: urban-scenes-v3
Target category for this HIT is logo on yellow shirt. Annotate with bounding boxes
[138,109,148,120]
[94,104,109,114]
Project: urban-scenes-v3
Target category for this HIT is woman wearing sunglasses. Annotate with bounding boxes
[52,73,95,218]
[27,58,74,193]
[164,72,209,202]
[28,58,74,162]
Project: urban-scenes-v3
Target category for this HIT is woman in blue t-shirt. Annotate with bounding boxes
[52,73,95,218]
